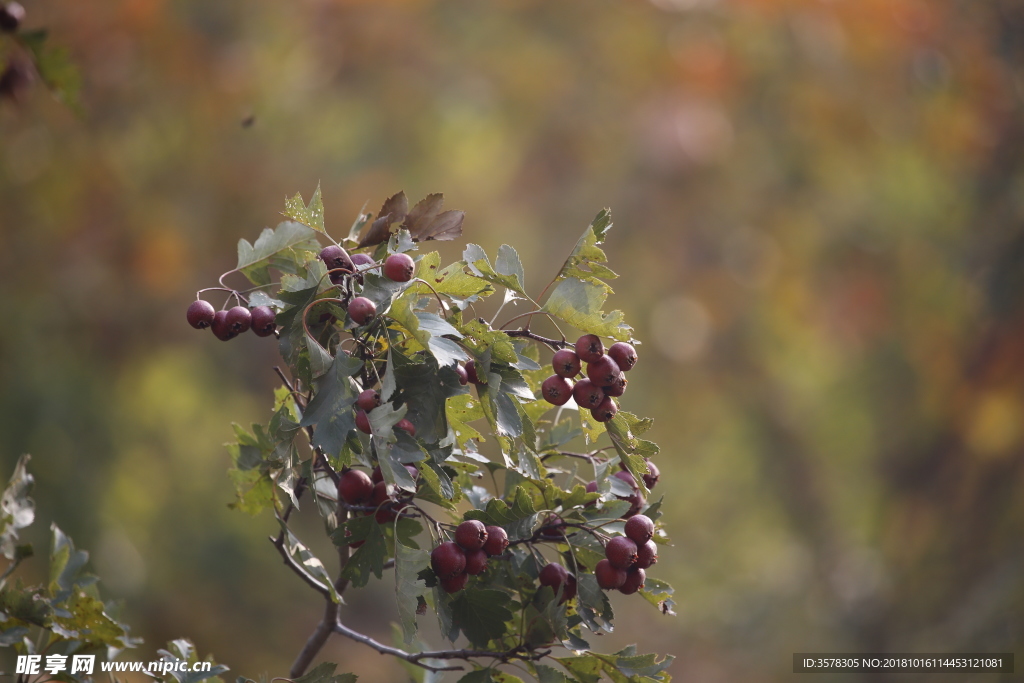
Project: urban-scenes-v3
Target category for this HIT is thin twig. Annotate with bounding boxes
[504,329,571,350]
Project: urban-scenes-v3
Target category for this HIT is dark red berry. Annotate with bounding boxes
[211,311,238,341]
[356,389,380,412]
[539,563,576,604]
[483,526,508,556]
[595,558,627,590]
[356,410,372,434]
[226,306,252,334]
[624,515,654,544]
[465,360,483,385]
[643,460,660,489]
[371,482,396,523]
[320,245,355,275]
[572,379,605,409]
[0,3,24,32]
[590,396,618,422]
[612,470,645,517]
[404,464,420,480]
[563,573,578,603]
[349,297,376,325]
[608,342,638,371]
[338,469,374,504]
[605,536,638,570]
[552,349,582,378]
[431,541,467,579]
[538,514,567,540]
[187,300,216,329]
[371,466,384,484]
[383,253,416,282]
[350,253,375,284]
[541,375,574,406]
[575,334,604,363]
[454,520,488,551]
[635,540,658,569]
[455,365,468,385]
[440,571,469,593]
[464,549,489,575]
[251,306,276,336]
[396,418,416,437]
[619,567,646,595]
[587,356,620,387]
[604,373,627,397]
[586,481,599,494]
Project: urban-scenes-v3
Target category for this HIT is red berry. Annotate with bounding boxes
[541,375,574,406]
[383,253,416,282]
[440,571,468,593]
[586,356,620,388]
[619,567,646,595]
[226,306,252,334]
[612,470,645,517]
[371,466,383,484]
[357,389,380,412]
[595,558,627,590]
[455,365,468,385]
[590,396,618,422]
[250,306,277,336]
[396,418,416,437]
[371,482,396,523]
[464,548,489,575]
[608,342,638,372]
[483,526,508,556]
[538,514,566,540]
[465,360,483,385]
[635,540,658,569]
[586,481,599,494]
[454,520,488,551]
[643,460,660,489]
[572,379,605,409]
[552,349,581,378]
[575,334,604,363]
[349,297,376,325]
[320,245,355,275]
[211,310,237,341]
[539,563,576,604]
[431,541,467,579]
[338,469,374,504]
[562,573,578,603]
[350,253,375,284]
[605,536,638,570]
[356,410,372,434]
[604,373,627,397]
[404,464,420,480]
[187,300,216,329]
[624,515,654,544]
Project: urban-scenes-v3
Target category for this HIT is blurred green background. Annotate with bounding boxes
[2,0,1023,680]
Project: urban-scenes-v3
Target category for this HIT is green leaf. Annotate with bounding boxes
[1,454,35,560]
[574,573,614,634]
[280,525,340,602]
[389,294,469,368]
[395,541,430,644]
[411,252,494,300]
[445,393,485,448]
[341,517,388,587]
[299,354,363,459]
[21,30,82,112]
[456,671,495,683]
[236,221,322,286]
[292,662,357,683]
[283,183,326,233]
[464,486,538,540]
[541,277,633,342]
[551,209,617,286]
[534,664,575,683]
[450,589,514,647]
[463,244,527,295]
[639,577,676,616]
[306,334,334,378]
[153,639,230,683]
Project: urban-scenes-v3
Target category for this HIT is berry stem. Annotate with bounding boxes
[504,328,572,350]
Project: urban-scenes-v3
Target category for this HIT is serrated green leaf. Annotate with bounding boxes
[299,354,363,459]
[445,393,485,448]
[464,244,527,295]
[456,670,494,683]
[411,252,495,300]
[534,664,575,683]
[395,541,430,644]
[542,278,632,342]
[551,210,617,286]
[280,525,340,602]
[450,589,514,647]
[236,221,321,286]
[283,184,326,232]
[343,519,388,587]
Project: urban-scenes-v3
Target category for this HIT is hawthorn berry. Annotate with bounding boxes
[404,464,420,480]
[624,514,654,544]
[338,469,374,504]
[211,311,237,341]
[455,364,468,385]
[541,375,574,406]
[605,536,638,570]
[643,459,660,489]
[612,470,645,517]
[538,514,567,540]
[586,481,599,494]
[595,559,627,590]
[319,245,355,275]
[572,379,605,410]
[348,297,376,325]
[440,571,468,593]
[371,466,383,484]
[604,373,627,397]
[454,520,488,551]
[383,253,415,282]
[465,360,482,385]
[590,396,618,422]
[186,300,216,329]
[350,253,375,284]
[0,3,24,32]
[464,548,489,575]
[370,482,396,523]
[634,540,658,569]
[551,349,581,378]
[250,306,276,336]
[587,355,620,388]
[619,567,646,595]
[226,306,252,334]
[538,564,576,604]
[356,390,381,412]
[575,334,604,363]
[395,418,416,437]
[608,342,637,371]
[355,410,371,434]
[431,541,466,579]
[483,526,508,556]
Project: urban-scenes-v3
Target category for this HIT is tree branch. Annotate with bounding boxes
[504,329,571,350]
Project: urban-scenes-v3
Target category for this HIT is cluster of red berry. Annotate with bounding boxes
[352,389,417,438]
[540,335,638,423]
[186,300,277,341]
[337,465,420,532]
[594,514,657,595]
[430,521,511,593]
